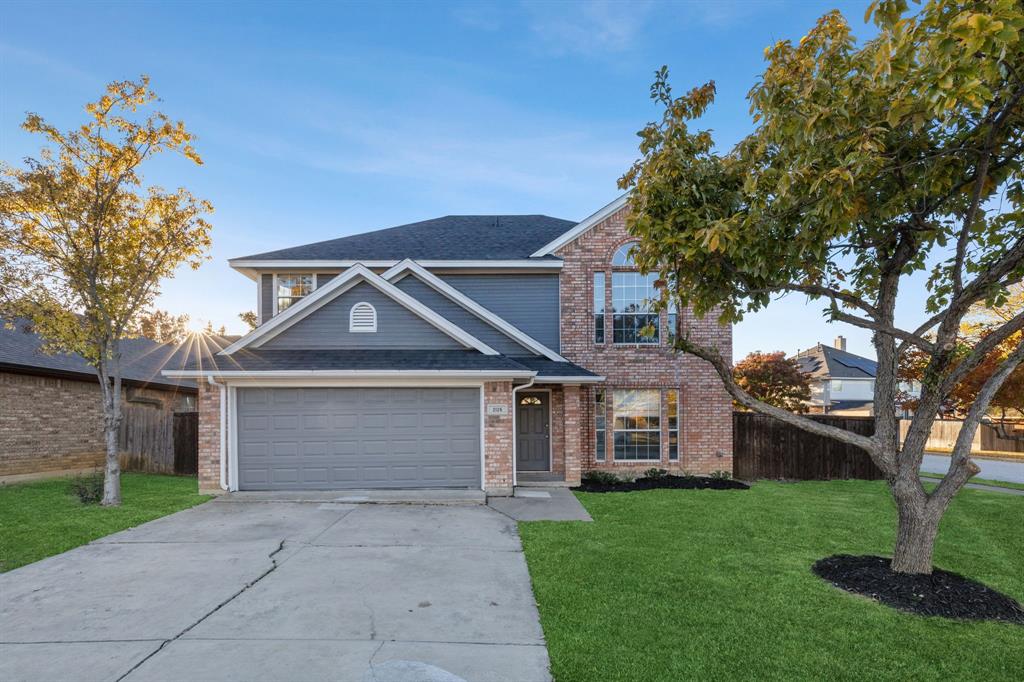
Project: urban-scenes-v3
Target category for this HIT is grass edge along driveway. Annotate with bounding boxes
[0,473,211,572]
[519,480,1023,682]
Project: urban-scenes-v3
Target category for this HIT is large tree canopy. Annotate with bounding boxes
[621,0,1024,574]
[0,78,212,505]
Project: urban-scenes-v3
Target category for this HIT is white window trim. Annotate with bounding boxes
[611,270,661,346]
[348,302,377,333]
[272,272,317,317]
[611,389,662,462]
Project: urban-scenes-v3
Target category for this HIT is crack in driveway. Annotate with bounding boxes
[115,539,288,682]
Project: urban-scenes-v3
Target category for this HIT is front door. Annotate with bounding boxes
[516,391,550,472]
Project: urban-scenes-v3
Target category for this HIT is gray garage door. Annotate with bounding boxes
[236,387,481,490]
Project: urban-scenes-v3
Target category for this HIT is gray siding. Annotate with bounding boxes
[261,281,463,350]
[440,274,560,351]
[316,273,337,288]
[260,274,274,325]
[236,387,480,490]
[394,276,535,356]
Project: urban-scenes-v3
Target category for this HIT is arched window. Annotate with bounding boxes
[611,242,638,266]
[349,302,377,333]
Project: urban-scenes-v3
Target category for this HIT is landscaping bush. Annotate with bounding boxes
[69,472,105,505]
[582,470,620,486]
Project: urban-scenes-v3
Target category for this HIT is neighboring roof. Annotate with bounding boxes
[171,349,529,374]
[233,215,576,263]
[829,400,874,412]
[794,344,878,380]
[0,319,236,391]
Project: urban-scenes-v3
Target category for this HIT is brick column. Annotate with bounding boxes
[563,384,582,485]
[197,381,223,494]
[483,381,513,495]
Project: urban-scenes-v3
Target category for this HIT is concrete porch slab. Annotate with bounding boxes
[489,487,593,522]
[215,489,486,505]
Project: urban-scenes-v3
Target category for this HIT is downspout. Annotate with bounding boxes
[208,375,228,491]
[510,377,536,489]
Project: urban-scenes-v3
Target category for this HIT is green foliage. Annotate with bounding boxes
[582,470,621,486]
[620,0,1024,323]
[69,471,105,505]
[643,467,669,480]
[709,469,733,480]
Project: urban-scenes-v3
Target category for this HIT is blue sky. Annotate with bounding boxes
[1,0,909,360]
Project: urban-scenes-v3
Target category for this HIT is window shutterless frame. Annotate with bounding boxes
[593,272,605,344]
[594,389,606,461]
[273,273,315,315]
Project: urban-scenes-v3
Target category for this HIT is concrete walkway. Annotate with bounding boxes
[488,488,593,522]
[920,476,1024,496]
[0,499,551,682]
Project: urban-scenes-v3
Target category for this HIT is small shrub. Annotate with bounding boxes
[644,468,669,480]
[680,470,696,479]
[70,471,105,504]
[709,470,732,480]
[582,470,620,485]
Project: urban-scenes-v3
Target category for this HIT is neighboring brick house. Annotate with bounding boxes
[166,196,733,495]
[0,321,204,482]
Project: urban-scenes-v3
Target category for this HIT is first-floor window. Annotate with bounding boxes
[613,389,661,460]
[276,273,314,312]
[595,390,606,461]
[667,389,679,461]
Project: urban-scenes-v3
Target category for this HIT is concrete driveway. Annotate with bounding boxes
[0,498,551,682]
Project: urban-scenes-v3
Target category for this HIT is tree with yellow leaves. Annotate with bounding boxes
[0,77,213,506]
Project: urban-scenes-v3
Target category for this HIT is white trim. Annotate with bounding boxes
[219,264,499,356]
[515,388,553,473]
[531,194,630,257]
[479,385,486,491]
[271,272,318,317]
[348,302,377,332]
[165,369,535,380]
[532,375,605,384]
[228,385,239,492]
[382,259,568,362]
[510,378,536,488]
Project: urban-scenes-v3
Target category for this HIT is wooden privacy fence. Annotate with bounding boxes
[899,419,1024,454]
[118,407,198,475]
[733,412,884,481]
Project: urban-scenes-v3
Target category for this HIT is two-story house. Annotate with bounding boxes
[165,196,733,495]
[794,337,879,415]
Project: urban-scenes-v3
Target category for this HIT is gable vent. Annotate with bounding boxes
[349,302,377,333]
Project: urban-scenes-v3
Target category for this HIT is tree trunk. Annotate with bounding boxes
[101,413,121,507]
[890,490,940,574]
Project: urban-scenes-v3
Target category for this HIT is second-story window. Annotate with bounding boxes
[610,242,659,345]
[593,272,605,343]
[276,274,314,312]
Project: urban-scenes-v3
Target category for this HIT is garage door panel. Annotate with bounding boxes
[236,387,481,490]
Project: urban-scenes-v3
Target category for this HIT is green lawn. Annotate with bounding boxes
[0,473,211,572]
[519,481,1023,682]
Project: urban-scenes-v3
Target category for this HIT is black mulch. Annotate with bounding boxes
[573,475,750,493]
[812,554,1024,625]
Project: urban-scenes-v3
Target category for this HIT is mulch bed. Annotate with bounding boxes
[573,475,750,493]
[812,554,1024,625]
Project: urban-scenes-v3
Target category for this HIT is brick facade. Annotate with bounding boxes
[0,370,193,481]
[483,381,514,495]
[197,381,223,494]
[556,206,733,476]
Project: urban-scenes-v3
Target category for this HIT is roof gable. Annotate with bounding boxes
[220,264,498,356]
[382,260,566,362]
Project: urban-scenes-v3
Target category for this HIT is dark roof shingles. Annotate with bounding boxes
[794,344,877,380]
[235,215,575,262]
